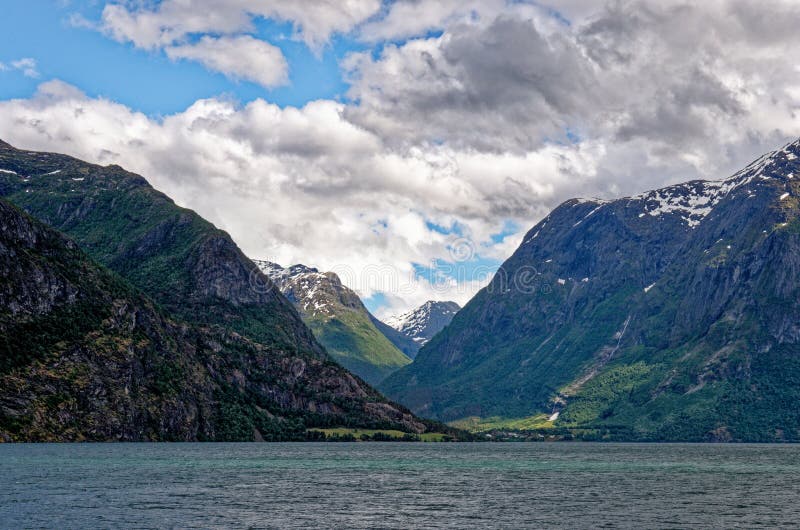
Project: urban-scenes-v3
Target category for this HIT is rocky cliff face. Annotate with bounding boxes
[0,143,433,441]
[382,140,800,442]
[384,301,460,357]
[255,261,411,385]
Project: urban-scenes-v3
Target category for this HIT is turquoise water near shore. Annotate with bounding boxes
[2,443,798,528]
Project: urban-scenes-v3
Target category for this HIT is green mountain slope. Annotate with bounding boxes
[256,262,411,385]
[0,198,429,441]
[369,315,421,359]
[0,140,443,440]
[382,139,800,442]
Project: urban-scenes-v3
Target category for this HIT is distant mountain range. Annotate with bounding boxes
[254,260,460,382]
[255,260,411,385]
[0,140,449,442]
[384,301,461,357]
[382,139,800,442]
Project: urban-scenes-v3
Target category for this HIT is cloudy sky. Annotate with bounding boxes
[2,0,800,318]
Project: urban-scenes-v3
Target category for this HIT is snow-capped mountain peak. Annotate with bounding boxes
[251,259,412,385]
[385,301,460,346]
[624,139,800,229]
[253,260,342,317]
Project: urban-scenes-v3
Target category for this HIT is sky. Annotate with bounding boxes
[1,0,800,318]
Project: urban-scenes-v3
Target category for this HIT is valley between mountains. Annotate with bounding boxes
[2,138,800,442]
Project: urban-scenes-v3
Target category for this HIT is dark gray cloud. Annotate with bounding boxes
[345,15,598,151]
[346,0,800,164]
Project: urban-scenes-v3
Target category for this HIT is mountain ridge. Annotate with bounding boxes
[255,260,411,385]
[382,139,800,441]
[384,301,461,358]
[0,141,319,356]
[0,141,438,440]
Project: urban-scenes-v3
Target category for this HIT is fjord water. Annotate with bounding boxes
[2,443,798,528]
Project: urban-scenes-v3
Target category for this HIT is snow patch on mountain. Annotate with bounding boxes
[385,300,460,346]
[573,197,610,205]
[629,139,800,229]
[254,260,337,317]
[573,204,606,227]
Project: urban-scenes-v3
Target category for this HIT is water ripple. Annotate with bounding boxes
[1,443,799,529]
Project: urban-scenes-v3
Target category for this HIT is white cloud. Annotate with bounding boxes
[101,0,381,50]
[1,58,40,78]
[94,0,382,86]
[252,0,383,50]
[358,0,562,43]
[101,2,250,49]
[359,0,498,42]
[166,36,288,88]
[66,12,98,31]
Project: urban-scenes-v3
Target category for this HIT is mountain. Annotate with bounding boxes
[381,139,800,442]
[384,301,460,357]
[0,140,315,355]
[254,261,411,385]
[0,198,430,441]
[0,140,435,441]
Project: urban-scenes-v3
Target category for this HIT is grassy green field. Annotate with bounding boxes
[309,428,451,442]
[448,414,556,433]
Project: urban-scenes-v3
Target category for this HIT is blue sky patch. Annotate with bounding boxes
[0,0,361,115]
